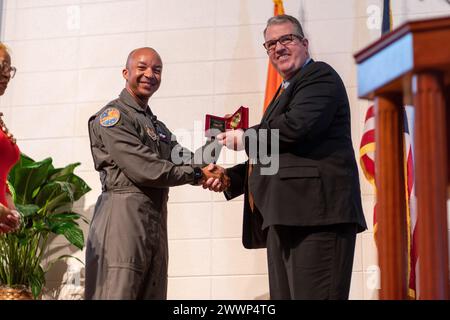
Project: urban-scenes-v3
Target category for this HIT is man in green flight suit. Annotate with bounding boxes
[85,47,226,299]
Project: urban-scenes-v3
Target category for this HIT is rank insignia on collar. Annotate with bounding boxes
[99,108,121,127]
[146,126,158,141]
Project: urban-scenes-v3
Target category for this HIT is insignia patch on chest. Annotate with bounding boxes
[156,126,169,142]
[158,131,167,139]
[99,108,121,127]
[146,126,158,141]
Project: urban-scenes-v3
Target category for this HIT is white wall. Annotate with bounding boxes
[1,0,450,300]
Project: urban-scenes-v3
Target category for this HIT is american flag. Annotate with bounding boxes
[359,0,418,299]
[404,106,418,298]
[359,105,418,299]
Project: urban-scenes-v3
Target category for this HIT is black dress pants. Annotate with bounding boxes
[266,223,357,300]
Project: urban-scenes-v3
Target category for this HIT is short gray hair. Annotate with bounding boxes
[263,14,305,39]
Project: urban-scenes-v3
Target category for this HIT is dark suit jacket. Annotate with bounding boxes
[225,60,367,249]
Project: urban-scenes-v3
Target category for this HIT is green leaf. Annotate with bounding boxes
[12,157,53,204]
[7,153,35,186]
[35,181,74,212]
[33,220,50,233]
[50,213,82,221]
[31,186,41,199]
[29,265,45,299]
[55,175,91,201]
[48,162,81,180]
[63,225,85,250]
[15,204,39,217]
[5,180,17,203]
[53,211,90,225]
[50,220,77,233]
[19,153,36,165]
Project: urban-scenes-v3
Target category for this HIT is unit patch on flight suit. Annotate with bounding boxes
[100,108,121,127]
[146,126,158,141]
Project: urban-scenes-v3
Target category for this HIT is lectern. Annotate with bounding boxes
[354,17,450,300]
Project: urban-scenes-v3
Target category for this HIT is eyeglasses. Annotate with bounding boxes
[0,62,17,78]
[263,34,303,53]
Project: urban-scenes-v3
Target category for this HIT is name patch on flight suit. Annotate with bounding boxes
[99,108,121,127]
[156,126,170,143]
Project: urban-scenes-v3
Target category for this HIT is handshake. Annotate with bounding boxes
[199,163,230,192]
[197,126,247,192]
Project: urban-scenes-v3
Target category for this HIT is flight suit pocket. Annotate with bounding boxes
[105,262,145,299]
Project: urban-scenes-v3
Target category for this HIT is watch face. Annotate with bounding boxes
[194,167,203,182]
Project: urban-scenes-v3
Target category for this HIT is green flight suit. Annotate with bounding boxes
[85,89,199,299]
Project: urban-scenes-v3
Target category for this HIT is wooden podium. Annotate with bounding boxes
[355,17,450,300]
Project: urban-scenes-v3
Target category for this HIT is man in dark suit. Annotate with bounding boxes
[204,14,367,299]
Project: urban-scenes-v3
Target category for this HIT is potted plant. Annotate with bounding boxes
[0,154,91,299]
